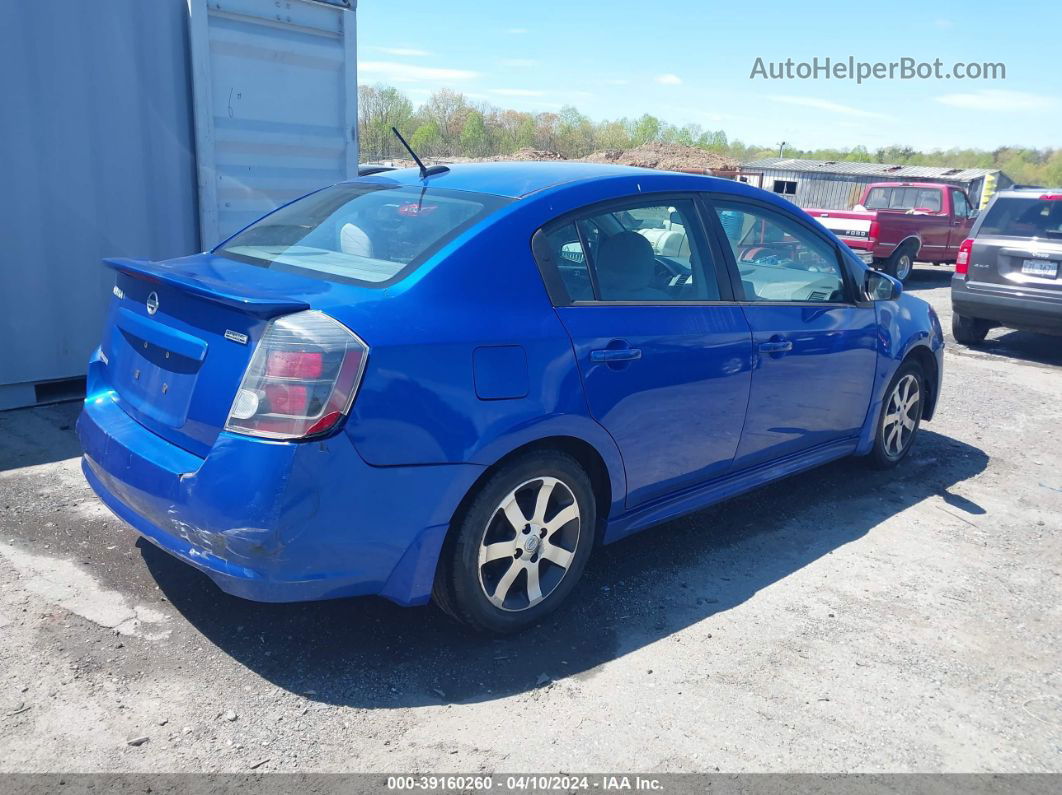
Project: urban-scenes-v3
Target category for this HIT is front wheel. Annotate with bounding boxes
[433,451,596,633]
[868,361,924,469]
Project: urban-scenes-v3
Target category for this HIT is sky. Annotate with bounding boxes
[355,0,1060,152]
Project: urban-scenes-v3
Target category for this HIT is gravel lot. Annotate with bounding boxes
[1,265,1059,773]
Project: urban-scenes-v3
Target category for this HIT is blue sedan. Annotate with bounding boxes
[78,162,944,633]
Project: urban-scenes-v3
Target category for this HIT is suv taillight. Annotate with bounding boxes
[955,238,974,275]
[225,311,368,440]
[868,219,880,244]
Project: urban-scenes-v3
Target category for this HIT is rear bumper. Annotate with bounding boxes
[952,278,1062,334]
[77,371,482,605]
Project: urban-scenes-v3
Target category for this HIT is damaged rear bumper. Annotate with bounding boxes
[77,389,482,605]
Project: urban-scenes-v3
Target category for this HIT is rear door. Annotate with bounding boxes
[534,195,753,508]
[968,194,1062,292]
[706,197,878,469]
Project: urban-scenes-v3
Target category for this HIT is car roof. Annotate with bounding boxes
[353,161,661,199]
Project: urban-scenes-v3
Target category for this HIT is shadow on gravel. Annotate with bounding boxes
[967,330,1062,368]
[145,429,988,709]
[902,266,953,292]
[0,402,83,472]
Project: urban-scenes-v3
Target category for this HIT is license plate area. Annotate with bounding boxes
[1022,259,1059,278]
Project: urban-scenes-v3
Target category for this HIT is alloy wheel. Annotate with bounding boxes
[881,373,920,459]
[895,253,913,281]
[477,476,580,612]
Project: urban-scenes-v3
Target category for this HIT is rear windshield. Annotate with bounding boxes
[218,184,510,286]
[978,196,1062,238]
[864,186,942,212]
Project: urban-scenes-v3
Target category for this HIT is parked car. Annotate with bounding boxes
[952,189,1062,343]
[77,163,944,633]
[805,182,978,281]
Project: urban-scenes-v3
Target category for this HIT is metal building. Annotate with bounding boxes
[0,0,358,411]
[739,157,1013,212]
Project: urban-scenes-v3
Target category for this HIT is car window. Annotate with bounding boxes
[978,196,1062,238]
[218,183,510,286]
[538,199,721,302]
[714,202,847,303]
[916,189,942,213]
[952,190,970,218]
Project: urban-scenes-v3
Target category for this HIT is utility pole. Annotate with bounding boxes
[777,141,788,157]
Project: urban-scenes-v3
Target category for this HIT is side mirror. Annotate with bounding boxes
[866,270,902,301]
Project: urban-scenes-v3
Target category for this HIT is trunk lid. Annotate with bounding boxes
[100,254,346,457]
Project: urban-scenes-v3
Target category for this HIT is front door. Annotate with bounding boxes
[536,196,753,507]
[708,198,879,469]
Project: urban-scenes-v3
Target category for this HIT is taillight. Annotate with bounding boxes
[955,238,973,275]
[225,311,368,440]
[868,219,880,244]
[1039,194,1062,201]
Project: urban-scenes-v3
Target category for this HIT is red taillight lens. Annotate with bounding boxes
[868,219,880,244]
[955,238,973,275]
[225,311,368,440]
[1039,194,1062,201]
[266,351,323,379]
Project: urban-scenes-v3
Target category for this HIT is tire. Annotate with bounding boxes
[952,312,990,345]
[433,451,596,634]
[868,360,925,469]
[885,243,917,283]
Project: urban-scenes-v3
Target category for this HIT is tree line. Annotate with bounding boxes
[359,84,1062,186]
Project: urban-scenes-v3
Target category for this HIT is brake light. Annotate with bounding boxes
[868,219,880,244]
[1039,194,1062,201]
[225,311,368,440]
[955,238,973,275]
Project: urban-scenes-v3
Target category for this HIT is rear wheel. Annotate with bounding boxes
[885,243,917,282]
[433,451,595,634]
[952,312,990,345]
[868,360,924,469]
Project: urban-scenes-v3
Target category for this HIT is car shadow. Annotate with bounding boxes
[144,428,988,708]
[968,329,1062,368]
[0,401,84,472]
[903,265,953,292]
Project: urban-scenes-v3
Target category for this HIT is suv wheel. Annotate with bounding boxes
[868,360,924,469]
[952,312,990,345]
[433,451,595,633]
[886,243,917,282]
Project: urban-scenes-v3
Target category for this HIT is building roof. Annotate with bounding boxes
[357,161,661,199]
[742,157,1000,182]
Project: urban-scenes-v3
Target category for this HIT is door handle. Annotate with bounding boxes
[591,347,643,363]
[758,340,793,354]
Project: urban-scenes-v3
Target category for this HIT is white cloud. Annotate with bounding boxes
[934,18,955,29]
[489,88,546,97]
[604,78,629,86]
[499,58,539,67]
[374,47,431,57]
[656,74,683,86]
[359,61,479,83]
[770,95,890,119]
[935,90,1055,112]
[507,27,529,34]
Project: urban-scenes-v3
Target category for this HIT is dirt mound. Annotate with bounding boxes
[487,148,565,161]
[581,142,738,172]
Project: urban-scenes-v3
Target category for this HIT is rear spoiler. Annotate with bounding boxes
[103,258,310,317]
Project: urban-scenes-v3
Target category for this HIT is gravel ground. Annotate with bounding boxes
[0,265,1059,773]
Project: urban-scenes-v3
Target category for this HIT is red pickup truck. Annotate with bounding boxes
[805,182,978,281]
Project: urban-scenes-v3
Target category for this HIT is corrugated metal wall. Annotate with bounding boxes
[758,170,997,211]
[188,0,359,247]
[0,0,200,409]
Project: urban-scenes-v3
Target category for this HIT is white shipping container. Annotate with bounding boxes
[0,0,359,410]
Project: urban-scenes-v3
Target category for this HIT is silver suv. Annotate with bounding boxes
[951,189,1062,344]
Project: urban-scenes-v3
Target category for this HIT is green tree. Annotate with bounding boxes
[459,110,490,157]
